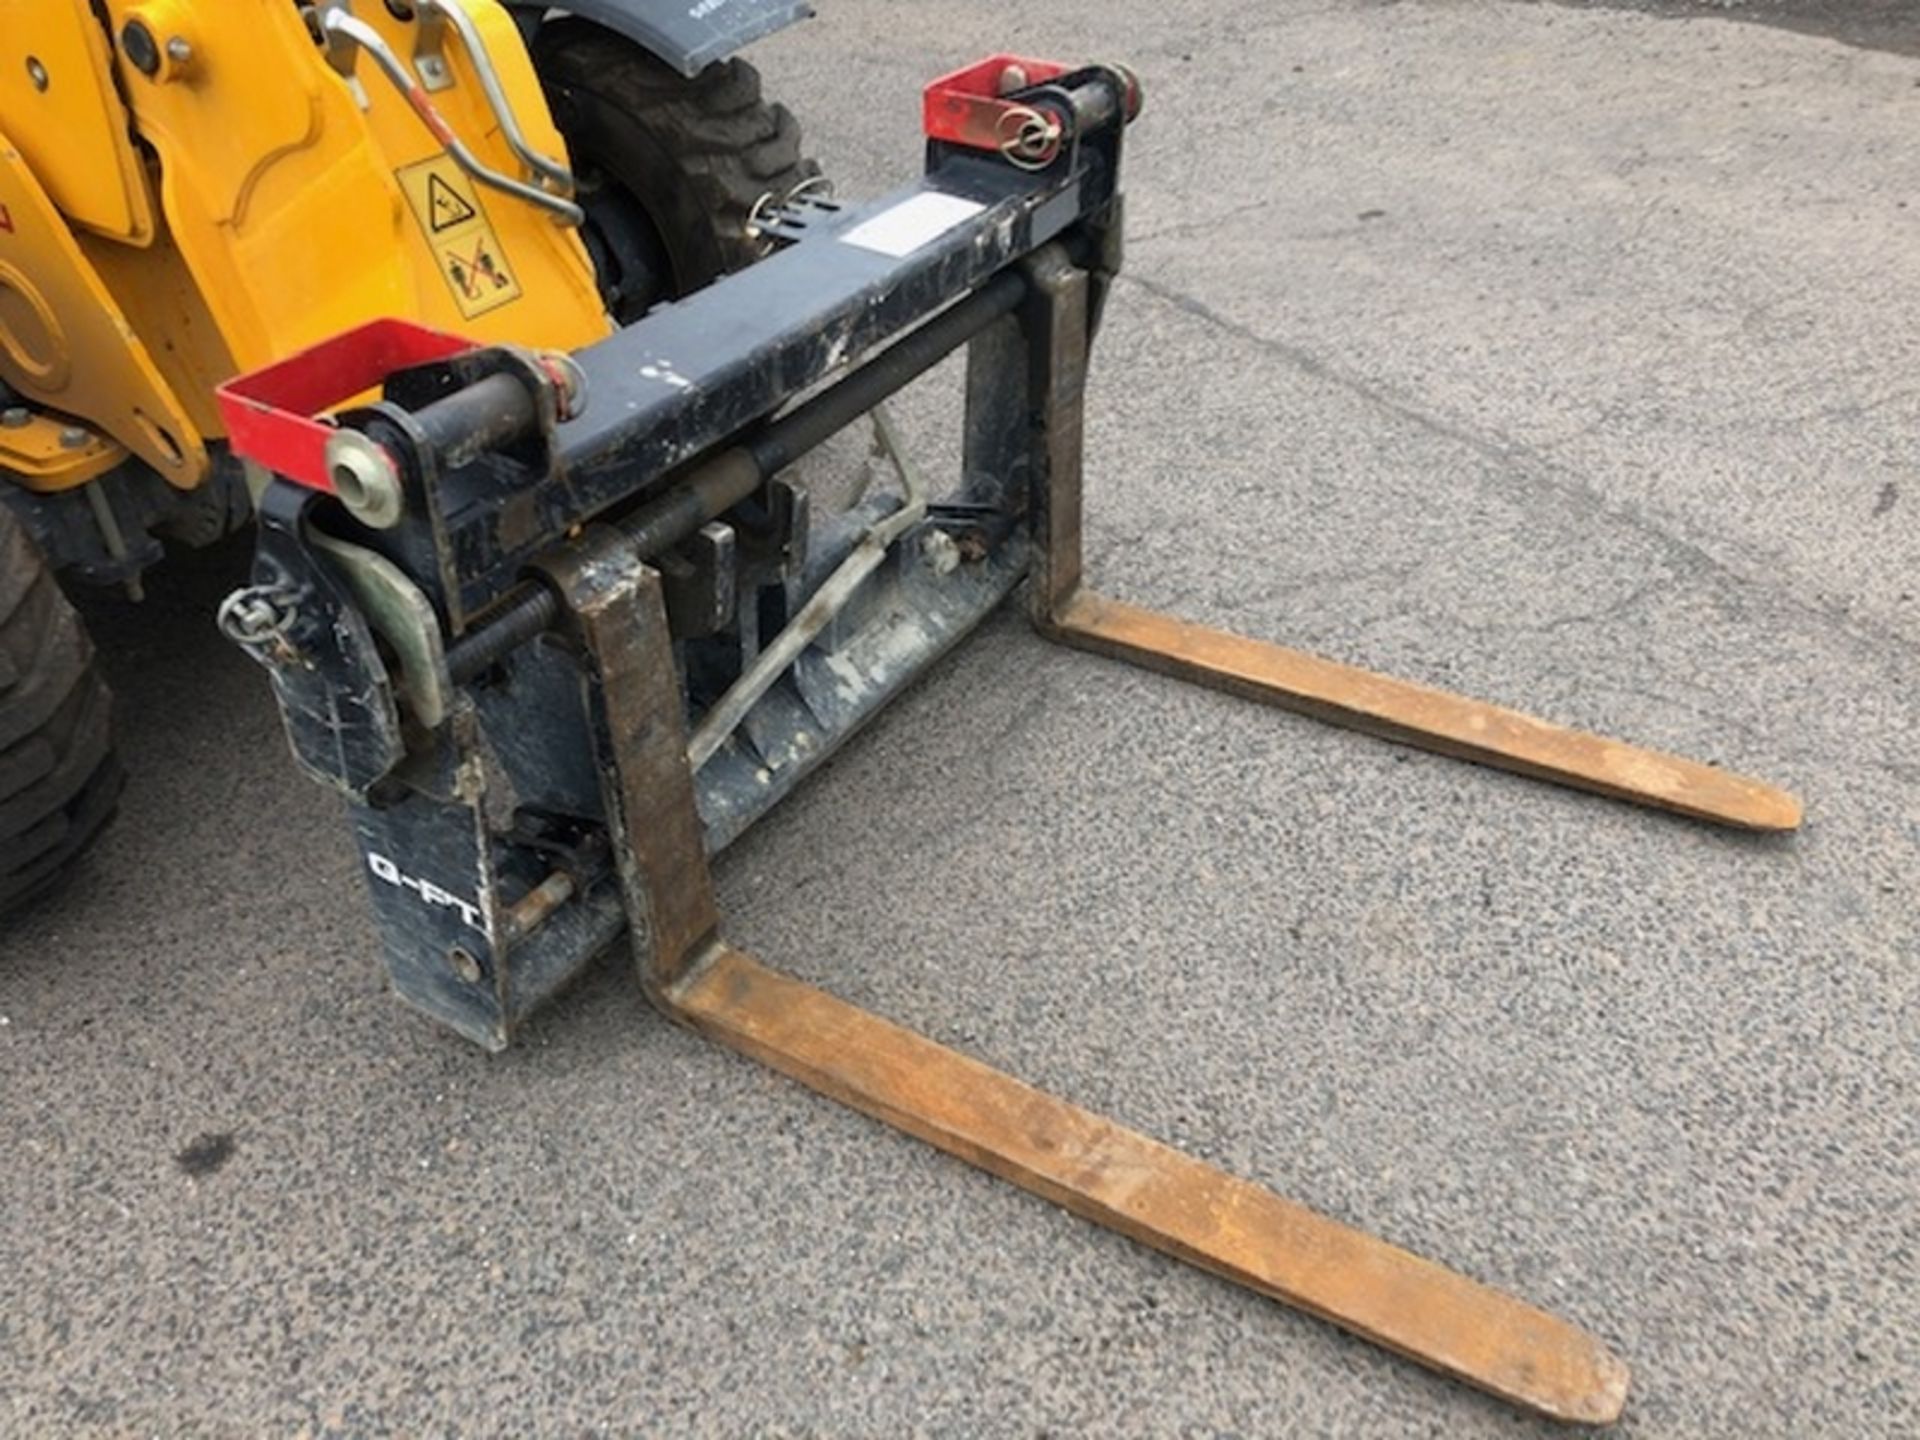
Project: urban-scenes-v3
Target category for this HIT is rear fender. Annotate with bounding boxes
[507,0,813,77]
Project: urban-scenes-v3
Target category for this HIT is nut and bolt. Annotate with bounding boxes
[0,407,31,429]
[540,352,590,421]
[448,947,484,983]
[920,528,963,576]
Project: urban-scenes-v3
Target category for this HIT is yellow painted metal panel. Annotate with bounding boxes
[0,133,204,485]
[0,0,155,243]
[96,0,608,373]
[0,409,127,490]
[2,0,610,492]
[75,224,236,443]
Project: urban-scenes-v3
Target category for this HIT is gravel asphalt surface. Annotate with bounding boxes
[4,1,1917,1435]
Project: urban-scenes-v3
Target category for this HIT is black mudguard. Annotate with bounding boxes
[509,0,813,77]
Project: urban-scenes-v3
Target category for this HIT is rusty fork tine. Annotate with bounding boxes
[664,946,1631,1427]
[1014,250,1799,836]
[562,440,1635,1429]
[1038,593,1801,832]
[548,239,1813,1433]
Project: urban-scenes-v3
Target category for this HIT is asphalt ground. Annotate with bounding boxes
[4,1,1917,1435]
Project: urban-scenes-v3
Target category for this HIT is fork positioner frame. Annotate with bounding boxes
[219,55,1799,1426]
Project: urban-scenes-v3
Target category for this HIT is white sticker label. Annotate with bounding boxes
[840,192,987,258]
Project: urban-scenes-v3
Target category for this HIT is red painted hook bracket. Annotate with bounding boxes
[215,318,476,492]
[922,54,1072,156]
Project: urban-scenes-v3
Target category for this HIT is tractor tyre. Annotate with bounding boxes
[532,21,819,323]
[0,503,123,915]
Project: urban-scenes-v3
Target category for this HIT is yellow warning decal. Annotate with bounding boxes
[394,155,522,319]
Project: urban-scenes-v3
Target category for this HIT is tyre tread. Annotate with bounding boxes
[533,22,818,294]
[0,507,122,915]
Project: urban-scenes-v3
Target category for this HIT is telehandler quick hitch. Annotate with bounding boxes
[217,55,1799,1425]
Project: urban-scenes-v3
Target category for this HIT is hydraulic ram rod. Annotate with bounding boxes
[443,269,1030,681]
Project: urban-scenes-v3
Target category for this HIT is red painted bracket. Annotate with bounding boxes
[922,54,1071,156]
[215,318,475,492]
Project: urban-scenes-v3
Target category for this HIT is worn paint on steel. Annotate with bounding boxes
[669,946,1631,1425]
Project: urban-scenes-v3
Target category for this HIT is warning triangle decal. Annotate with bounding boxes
[427,173,478,232]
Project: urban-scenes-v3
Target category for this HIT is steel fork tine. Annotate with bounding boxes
[1041,592,1801,832]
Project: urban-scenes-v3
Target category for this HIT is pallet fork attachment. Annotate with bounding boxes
[221,56,1797,1427]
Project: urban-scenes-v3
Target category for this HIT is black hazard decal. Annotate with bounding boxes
[394,155,523,318]
[425,172,477,231]
[441,233,515,305]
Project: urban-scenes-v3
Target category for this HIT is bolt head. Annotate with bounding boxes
[920,528,963,576]
[448,947,483,983]
[165,36,192,63]
[0,407,30,429]
[25,56,48,91]
[541,353,589,421]
[58,426,91,449]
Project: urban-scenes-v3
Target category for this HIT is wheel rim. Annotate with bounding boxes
[573,160,675,324]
